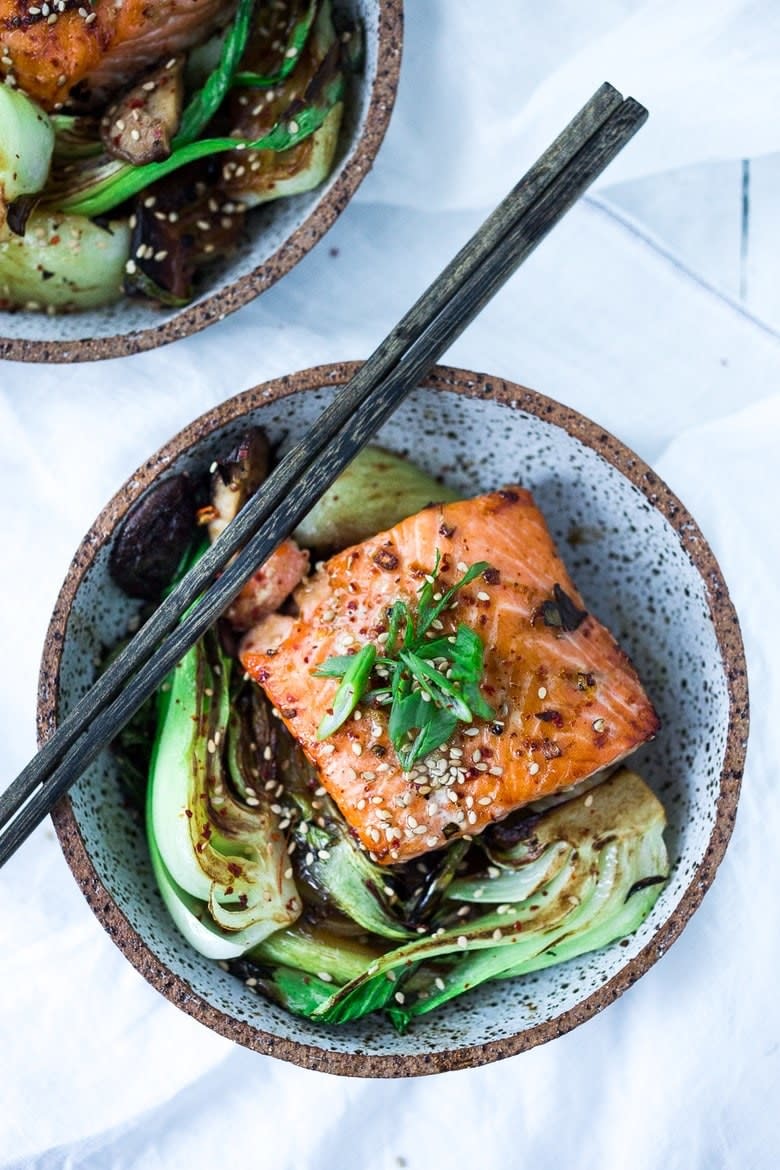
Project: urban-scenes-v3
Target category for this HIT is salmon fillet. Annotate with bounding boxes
[240,488,660,865]
[0,0,233,110]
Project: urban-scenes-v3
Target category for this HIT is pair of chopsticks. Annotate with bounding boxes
[0,83,647,868]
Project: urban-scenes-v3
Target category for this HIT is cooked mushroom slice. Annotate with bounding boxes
[207,428,270,542]
[100,55,185,166]
[109,474,196,600]
[123,158,247,304]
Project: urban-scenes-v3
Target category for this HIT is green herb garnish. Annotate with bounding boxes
[315,555,495,768]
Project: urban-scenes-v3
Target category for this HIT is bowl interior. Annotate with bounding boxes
[45,367,745,1073]
[1,0,400,361]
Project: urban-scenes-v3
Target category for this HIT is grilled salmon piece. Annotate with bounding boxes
[240,488,660,864]
[0,0,233,111]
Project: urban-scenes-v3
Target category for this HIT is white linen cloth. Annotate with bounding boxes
[2,2,779,1166]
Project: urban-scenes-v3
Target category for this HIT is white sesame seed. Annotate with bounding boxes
[464,727,480,737]
[317,971,334,983]
[593,718,606,732]
[352,742,362,756]
[477,591,490,602]
[434,977,446,991]
[584,794,594,807]
[457,935,469,948]
[537,686,548,699]
[528,761,540,775]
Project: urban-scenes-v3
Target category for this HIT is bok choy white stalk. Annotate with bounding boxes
[0,210,130,309]
[147,626,301,956]
[0,86,54,231]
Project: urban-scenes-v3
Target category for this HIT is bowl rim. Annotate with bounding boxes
[0,0,403,365]
[37,361,749,1076]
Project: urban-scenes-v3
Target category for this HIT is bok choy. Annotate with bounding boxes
[225,768,668,1028]
[0,86,54,232]
[147,627,301,957]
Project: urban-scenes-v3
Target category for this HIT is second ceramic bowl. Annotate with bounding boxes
[0,1,402,363]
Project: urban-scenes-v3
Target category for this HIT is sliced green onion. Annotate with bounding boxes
[232,0,319,90]
[173,0,257,148]
[316,643,376,739]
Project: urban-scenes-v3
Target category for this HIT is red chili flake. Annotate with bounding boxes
[228,862,243,877]
[49,235,60,245]
[438,522,456,538]
[482,567,501,585]
[536,709,564,727]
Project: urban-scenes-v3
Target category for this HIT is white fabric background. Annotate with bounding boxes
[2,2,779,1166]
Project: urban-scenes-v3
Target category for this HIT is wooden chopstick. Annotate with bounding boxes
[0,86,647,868]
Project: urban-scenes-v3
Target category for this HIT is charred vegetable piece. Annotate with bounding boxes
[101,55,185,165]
[207,428,270,542]
[0,87,54,233]
[308,770,668,1025]
[122,158,247,304]
[274,721,414,941]
[108,474,196,600]
[148,624,301,952]
[221,0,342,208]
[0,208,129,310]
[294,446,460,553]
[51,115,103,161]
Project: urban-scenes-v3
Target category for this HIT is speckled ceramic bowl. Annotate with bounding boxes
[38,363,748,1075]
[1,1,401,364]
